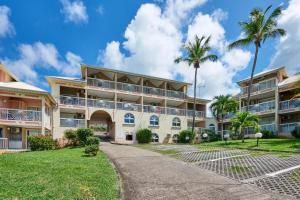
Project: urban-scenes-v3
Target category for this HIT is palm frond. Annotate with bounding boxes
[200,54,218,63]
[228,37,253,50]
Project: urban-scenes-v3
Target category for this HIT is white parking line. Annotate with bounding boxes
[209,154,250,162]
[266,165,300,177]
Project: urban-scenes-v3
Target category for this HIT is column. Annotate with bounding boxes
[275,79,279,134]
[41,97,45,135]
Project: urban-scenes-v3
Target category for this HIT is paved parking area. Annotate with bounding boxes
[151,145,300,199]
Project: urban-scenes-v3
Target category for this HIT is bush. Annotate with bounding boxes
[86,136,100,146]
[136,129,152,143]
[84,145,99,156]
[28,134,58,151]
[76,128,94,146]
[64,129,78,146]
[202,129,221,142]
[291,127,300,138]
[261,129,276,139]
[178,129,195,143]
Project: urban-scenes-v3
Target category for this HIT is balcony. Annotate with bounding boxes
[0,108,41,122]
[279,98,300,113]
[166,90,185,99]
[243,123,276,135]
[242,100,275,114]
[117,82,141,93]
[166,107,186,116]
[0,138,8,149]
[187,110,205,118]
[60,95,86,107]
[143,105,165,114]
[241,78,276,96]
[117,102,142,112]
[279,122,299,134]
[60,118,85,128]
[143,86,165,96]
[87,99,115,109]
[87,78,115,90]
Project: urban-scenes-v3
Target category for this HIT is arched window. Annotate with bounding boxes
[208,124,215,131]
[124,113,135,124]
[152,133,159,143]
[150,115,159,126]
[172,117,181,127]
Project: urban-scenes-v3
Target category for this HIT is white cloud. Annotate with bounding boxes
[60,0,88,24]
[96,5,104,15]
[99,0,251,99]
[270,0,300,74]
[1,42,82,84]
[0,5,15,37]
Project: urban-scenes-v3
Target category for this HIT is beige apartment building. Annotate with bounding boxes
[47,64,209,144]
[221,67,300,137]
[0,64,55,149]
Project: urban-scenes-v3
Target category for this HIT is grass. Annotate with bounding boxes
[289,169,300,182]
[229,166,255,173]
[195,139,300,152]
[133,144,178,155]
[0,148,118,200]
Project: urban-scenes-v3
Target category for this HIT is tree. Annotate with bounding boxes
[175,35,218,134]
[230,111,259,142]
[228,5,286,112]
[210,95,238,140]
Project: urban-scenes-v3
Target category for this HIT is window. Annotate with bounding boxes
[124,113,135,124]
[208,124,215,131]
[152,133,159,143]
[172,117,181,127]
[150,115,159,126]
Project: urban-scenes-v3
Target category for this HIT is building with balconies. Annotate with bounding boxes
[47,64,209,144]
[0,64,55,149]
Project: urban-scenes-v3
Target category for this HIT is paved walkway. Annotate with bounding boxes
[101,143,294,200]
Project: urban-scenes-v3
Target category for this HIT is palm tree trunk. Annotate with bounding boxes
[244,44,259,143]
[192,66,198,137]
[221,117,224,141]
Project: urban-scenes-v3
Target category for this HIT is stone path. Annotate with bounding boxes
[100,143,293,200]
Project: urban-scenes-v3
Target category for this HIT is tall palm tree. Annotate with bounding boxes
[210,95,238,140]
[230,111,259,142]
[228,5,286,112]
[175,35,218,134]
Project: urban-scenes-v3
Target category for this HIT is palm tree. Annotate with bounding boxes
[230,111,259,142]
[175,35,218,134]
[210,95,238,140]
[228,5,286,112]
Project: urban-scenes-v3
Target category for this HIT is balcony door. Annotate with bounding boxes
[8,127,23,149]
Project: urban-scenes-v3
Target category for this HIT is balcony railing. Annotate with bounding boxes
[60,95,86,106]
[143,86,165,96]
[279,122,300,134]
[143,105,165,114]
[60,118,85,128]
[117,102,142,112]
[87,78,115,89]
[166,107,186,116]
[241,78,276,95]
[280,98,300,111]
[0,108,41,122]
[166,90,185,99]
[243,123,276,135]
[0,138,8,149]
[117,82,141,93]
[242,100,275,114]
[87,99,115,109]
[187,110,205,118]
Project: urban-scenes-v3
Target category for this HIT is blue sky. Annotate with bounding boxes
[0,0,298,99]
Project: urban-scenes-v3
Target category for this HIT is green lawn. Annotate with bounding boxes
[196,139,300,152]
[0,148,118,200]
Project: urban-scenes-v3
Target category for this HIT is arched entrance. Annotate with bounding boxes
[88,110,115,141]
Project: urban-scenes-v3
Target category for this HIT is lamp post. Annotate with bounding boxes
[255,132,263,147]
[202,133,208,142]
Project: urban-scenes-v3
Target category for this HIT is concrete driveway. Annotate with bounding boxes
[101,142,293,200]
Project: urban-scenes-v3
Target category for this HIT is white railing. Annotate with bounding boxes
[241,78,276,95]
[87,78,115,89]
[117,82,141,93]
[187,110,205,118]
[117,102,142,112]
[143,86,165,96]
[0,108,41,122]
[279,122,299,134]
[280,98,300,111]
[87,99,115,109]
[166,107,186,116]
[166,90,185,99]
[60,95,85,106]
[143,105,165,114]
[260,123,276,132]
[0,138,8,149]
[60,118,85,128]
[242,100,275,113]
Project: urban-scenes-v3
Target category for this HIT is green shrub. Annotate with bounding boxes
[136,129,152,143]
[261,129,276,139]
[84,145,99,156]
[76,128,94,146]
[86,136,100,146]
[64,129,78,146]
[291,127,300,138]
[202,129,221,142]
[28,134,58,151]
[178,129,195,143]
